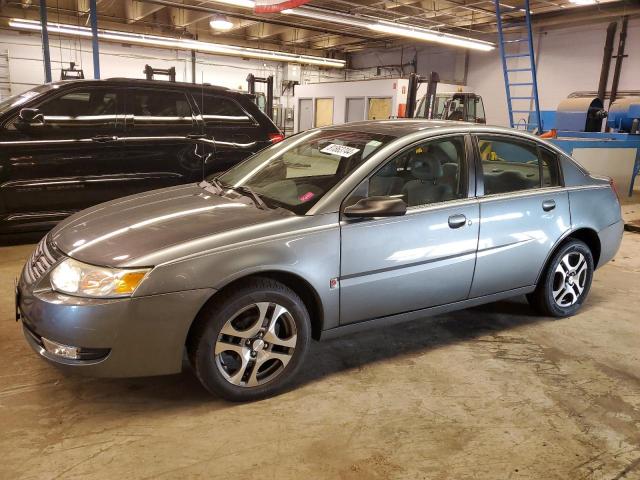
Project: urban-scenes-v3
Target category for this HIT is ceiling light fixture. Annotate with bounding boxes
[368,22,495,51]
[210,14,234,30]
[9,18,345,68]
[281,8,494,51]
[569,0,596,4]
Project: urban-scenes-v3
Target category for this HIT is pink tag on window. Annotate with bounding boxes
[299,191,315,202]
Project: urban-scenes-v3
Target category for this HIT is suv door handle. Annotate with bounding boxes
[448,214,467,229]
[542,199,556,211]
[91,135,117,143]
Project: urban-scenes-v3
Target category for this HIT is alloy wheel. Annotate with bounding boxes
[214,302,297,387]
[552,252,588,307]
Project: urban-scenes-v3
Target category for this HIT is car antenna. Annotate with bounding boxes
[201,71,206,182]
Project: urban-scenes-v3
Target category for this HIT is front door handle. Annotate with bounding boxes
[542,199,556,211]
[91,135,117,143]
[448,214,467,229]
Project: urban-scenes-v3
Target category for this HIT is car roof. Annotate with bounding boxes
[47,78,248,96]
[324,119,541,141]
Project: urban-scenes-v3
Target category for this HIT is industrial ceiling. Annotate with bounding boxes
[2,0,639,59]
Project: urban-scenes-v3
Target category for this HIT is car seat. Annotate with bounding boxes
[369,162,404,197]
[402,151,453,206]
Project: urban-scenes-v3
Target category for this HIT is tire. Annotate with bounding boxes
[527,239,594,318]
[188,277,311,401]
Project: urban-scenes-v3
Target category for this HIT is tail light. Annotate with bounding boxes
[609,177,620,198]
[268,132,284,144]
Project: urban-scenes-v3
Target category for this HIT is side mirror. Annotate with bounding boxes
[18,108,44,126]
[343,196,407,218]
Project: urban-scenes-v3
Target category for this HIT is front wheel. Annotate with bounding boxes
[528,239,594,317]
[188,277,311,401]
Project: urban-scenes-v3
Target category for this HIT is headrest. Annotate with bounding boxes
[442,162,458,176]
[377,162,398,177]
[409,152,443,181]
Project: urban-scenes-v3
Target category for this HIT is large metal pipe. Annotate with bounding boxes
[89,0,100,79]
[39,0,52,83]
[610,16,628,106]
[597,22,617,103]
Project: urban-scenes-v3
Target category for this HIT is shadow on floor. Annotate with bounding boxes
[53,295,561,408]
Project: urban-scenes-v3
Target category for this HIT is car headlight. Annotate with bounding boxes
[50,258,151,298]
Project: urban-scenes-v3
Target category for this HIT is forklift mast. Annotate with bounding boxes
[247,74,274,120]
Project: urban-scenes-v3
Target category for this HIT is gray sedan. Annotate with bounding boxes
[17,120,623,401]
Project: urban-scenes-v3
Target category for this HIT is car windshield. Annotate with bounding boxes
[214,129,396,214]
[0,84,51,115]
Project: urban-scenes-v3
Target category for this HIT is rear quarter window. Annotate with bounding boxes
[195,94,253,125]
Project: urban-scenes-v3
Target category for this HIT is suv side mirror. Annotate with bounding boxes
[343,196,407,218]
[18,108,44,126]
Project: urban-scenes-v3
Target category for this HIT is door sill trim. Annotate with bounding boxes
[320,285,536,340]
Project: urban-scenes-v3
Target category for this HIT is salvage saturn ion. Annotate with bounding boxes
[16,120,623,401]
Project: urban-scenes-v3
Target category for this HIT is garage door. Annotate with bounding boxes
[368,97,392,120]
[345,97,365,123]
[298,98,313,132]
[315,98,334,127]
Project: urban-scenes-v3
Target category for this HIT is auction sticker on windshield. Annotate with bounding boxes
[320,144,360,158]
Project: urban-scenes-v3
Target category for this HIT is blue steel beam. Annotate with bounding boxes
[90,0,100,79]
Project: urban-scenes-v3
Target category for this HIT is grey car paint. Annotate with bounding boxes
[17,120,623,378]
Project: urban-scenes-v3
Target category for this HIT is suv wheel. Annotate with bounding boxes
[527,239,594,317]
[188,277,310,401]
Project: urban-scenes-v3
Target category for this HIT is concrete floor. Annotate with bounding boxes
[1,231,639,479]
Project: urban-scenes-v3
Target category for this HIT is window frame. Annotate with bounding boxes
[472,133,565,198]
[342,133,475,212]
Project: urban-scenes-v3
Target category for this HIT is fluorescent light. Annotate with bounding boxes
[210,15,234,31]
[282,8,494,51]
[9,18,345,68]
[570,0,596,4]
[368,22,495,51]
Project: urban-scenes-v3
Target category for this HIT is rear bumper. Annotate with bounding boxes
[597,219,624,269]
[19,282,214,377]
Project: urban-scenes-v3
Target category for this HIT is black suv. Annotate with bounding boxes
[0,78,282,233]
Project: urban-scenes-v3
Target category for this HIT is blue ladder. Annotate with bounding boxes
[494,0,543,132]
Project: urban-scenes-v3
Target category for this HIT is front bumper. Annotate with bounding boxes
[18,275,214,377]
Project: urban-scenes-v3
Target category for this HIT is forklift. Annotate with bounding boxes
[407,72,486,124]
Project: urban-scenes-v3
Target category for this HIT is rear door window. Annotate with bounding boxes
[477,136,542,195]
[128,88,194,130]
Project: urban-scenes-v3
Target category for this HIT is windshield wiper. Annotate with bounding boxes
[235,185,268,210]
[199,178,223,194]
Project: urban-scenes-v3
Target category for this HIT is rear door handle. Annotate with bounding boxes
[448,214,467,229]
[542,199,556,211]
[91,135,117,143]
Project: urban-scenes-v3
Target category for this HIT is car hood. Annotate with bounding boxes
[50,183,293,267]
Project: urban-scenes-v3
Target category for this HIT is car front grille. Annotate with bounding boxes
[24,236,62,284]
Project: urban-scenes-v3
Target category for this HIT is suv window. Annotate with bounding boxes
[129,88,193,128]
[368,136,466,207]
[477,136,542,195]
[31,87,118,131]
[196,94,251,125]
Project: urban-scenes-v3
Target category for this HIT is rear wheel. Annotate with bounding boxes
[527,239,594,317]
[188,278,310,401]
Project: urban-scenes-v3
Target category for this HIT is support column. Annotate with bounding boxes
[39,0,52,83]
[89,0,100,79]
